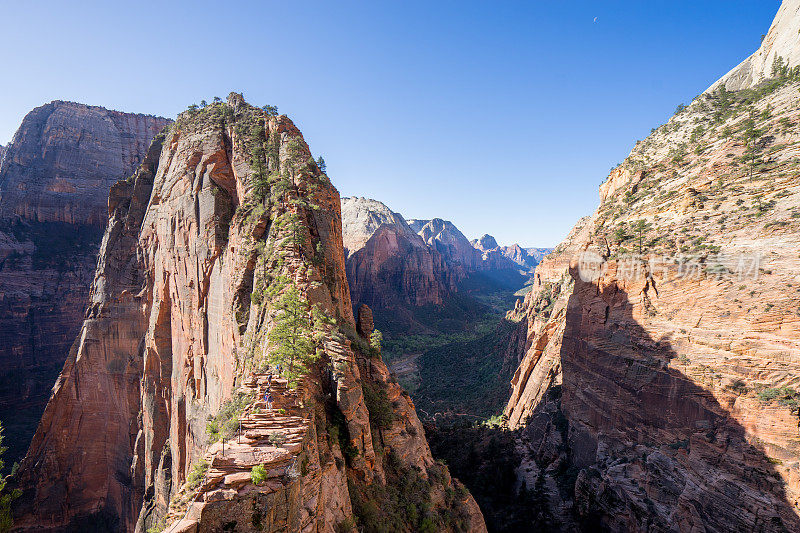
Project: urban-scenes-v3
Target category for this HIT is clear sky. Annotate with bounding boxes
[0,1,780,247]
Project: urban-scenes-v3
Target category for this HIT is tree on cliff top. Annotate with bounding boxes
[268,286,319,386]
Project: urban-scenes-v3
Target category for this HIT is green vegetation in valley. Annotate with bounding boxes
[413,321,518,419]
[378,272,526,420]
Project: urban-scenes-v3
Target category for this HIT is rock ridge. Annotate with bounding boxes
[12,97,485,532]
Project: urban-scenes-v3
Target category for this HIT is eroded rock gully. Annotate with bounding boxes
[12,96,485,532]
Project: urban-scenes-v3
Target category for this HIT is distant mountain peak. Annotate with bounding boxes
[473,234,499,251]
[340,196,421,255]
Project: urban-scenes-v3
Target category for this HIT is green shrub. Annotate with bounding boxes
[268,432,287,446]
[362,382,396,430]
[370,329,383,352]
[757,386,799,408]
[206,391,253,441]
[348,452,449,533]
[727,380,750,395]
[251,464,268,485]
[187,460,208,489]
[146,520,166,533]
[0,422,21,532]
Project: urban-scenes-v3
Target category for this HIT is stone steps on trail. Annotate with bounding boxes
[160,372,310,533]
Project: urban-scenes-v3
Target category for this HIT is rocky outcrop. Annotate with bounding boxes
[13,96,485,533]
[0,102,169,463]
[709,0,800,92]
[525,247,551,265]
[503,3,800,529]
[341,197,454,308]
[472,234,498,252]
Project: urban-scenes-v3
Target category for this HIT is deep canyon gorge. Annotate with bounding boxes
[1,1,800,532]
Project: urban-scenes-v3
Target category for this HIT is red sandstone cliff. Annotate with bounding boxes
[410,218,486,273]
[0,102,169,463]
[13,95,485,533]
[502,4,800,528]
[341,197,455,308]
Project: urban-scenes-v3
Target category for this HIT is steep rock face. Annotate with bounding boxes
[14,96,484,533]
[412,218,484,272]
[709,0,800,92]
[472,234,499,251]
[504,4,800,529]
[0,102,169,463]
[0,101,169,225]
[341,197,454,308]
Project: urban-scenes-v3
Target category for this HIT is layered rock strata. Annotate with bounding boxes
[503,2,800,528]
[0,101,168,462]
[341,197,455,308]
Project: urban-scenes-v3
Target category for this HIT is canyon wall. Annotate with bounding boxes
[410,218,486,272]
[342,201,537,315]
[503,2,800,529]
[341,197,455,308]
[0,102,169,462]
[13,95,484,533]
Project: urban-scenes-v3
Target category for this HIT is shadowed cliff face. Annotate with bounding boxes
[557,264,800,530]
[12,96,485,533]
[437,263,800,531]
[0,102,169,464]
[501,2,800,528]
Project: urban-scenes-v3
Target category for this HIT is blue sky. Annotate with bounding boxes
[0,1,780,246]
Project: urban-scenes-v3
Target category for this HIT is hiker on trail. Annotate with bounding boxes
[266,390,273,412]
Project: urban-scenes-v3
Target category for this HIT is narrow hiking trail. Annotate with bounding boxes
[165,373,312,532]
